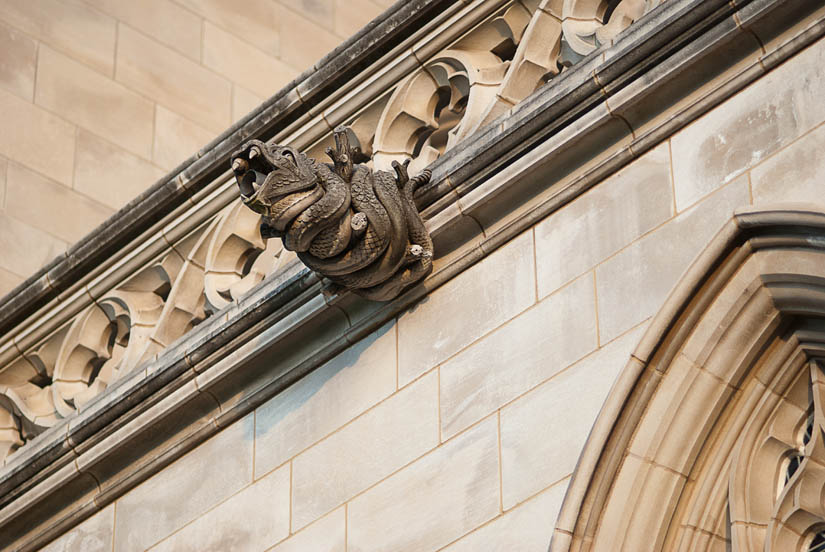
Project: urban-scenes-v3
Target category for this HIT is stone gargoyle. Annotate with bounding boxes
[230,127,433,301]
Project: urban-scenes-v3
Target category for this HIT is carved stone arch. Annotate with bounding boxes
[551,205,825,552]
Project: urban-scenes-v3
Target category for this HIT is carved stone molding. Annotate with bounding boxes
[231,128,434,301]
[550,206,825,552]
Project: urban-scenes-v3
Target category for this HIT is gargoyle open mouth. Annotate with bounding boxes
[230,141,273,207]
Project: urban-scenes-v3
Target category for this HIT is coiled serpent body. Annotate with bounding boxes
[231,137,433,301]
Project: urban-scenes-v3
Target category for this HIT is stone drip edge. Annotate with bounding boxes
[2,0,823,549]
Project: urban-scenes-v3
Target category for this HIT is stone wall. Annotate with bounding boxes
[0,0,389,297]
[38,25,825,552]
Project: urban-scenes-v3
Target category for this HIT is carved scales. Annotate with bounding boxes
[0,0,661,461]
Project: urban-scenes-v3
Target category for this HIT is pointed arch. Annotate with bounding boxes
[551,204,825,552]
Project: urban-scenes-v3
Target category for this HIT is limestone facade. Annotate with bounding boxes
[0,0,388,297]
[0,0,824,551]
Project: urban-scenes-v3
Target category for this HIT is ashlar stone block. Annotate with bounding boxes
[267,507,345,552]
[203,22,298,99]
[74,130,164,210]
[36,46,154,159]
[534,141,674,298]
[83,0,202,60]
[347,416,500,552]
[279,0,334,32]
[40,504,114,552]
[440,272,598,440]
[595,177,750,343]
[398,230,536,385]
[671,35,825,212]
[334,0,385,37]
[0,267,22,298]
[114,414,254,552]
[0,154,6,205]
[116,26,231,133]
[148,464,290,552]
[174,0,281,57]
[500,323,647,509]
[232,85,264,123]
[254,322,396,479]
[0,87,75,186]
[751,120,825,205]
[6,163,113,243]
[0,0,115,76]
[279,8,342,71]
[292,371,439,530]
[152,106,214,171]
[0,214,66,277]
[442,478,568,552]
[0,22,37,100]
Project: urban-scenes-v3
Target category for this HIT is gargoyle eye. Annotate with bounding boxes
[283,150,296,164]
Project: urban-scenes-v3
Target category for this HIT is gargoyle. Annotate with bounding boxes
[230,127,433,301]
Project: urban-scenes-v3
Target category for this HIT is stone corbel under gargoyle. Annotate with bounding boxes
[230,127,433,301]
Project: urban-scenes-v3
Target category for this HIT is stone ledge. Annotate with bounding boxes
[2,0,824,549]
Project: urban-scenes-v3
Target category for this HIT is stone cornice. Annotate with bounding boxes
[2,0,824,549]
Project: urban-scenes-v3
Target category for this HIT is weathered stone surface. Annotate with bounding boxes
[74,130,164,210]
[203,22,298,99]
[0,0,116,75]
[152,106,214,171]
[534,142,674,298]
[442,478,568,552]
[254,322,396,479]
[83,0,202,60]
[0,87,75,186]
[347,416,500,552]
[116,25,231,133]
[114,414,254,552]
[292,371,438,529]
[0,23,37,100]
[267,507,345,552]
[5,163,113,243]
[148,464,290,552]
[0,214,66,277]
[440,273,598,439]
[40,505,114,552]
[595,178,750,343]
[670,35,825,212]
[751,122,825,205]
[500,323,647,509]
[36,46,155,159]
[398,231,536,385]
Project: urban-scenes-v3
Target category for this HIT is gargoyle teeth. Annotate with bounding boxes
[232,158,248,173]
[248,147,260,159]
